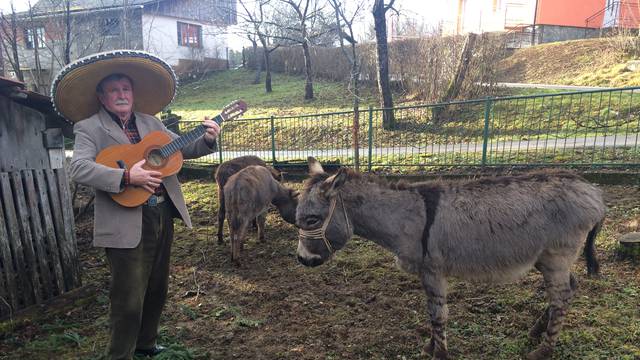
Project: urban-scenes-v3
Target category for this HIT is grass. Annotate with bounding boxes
[171,69,381,120]
[168,69,640,171]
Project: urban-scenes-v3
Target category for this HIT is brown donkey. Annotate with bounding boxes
[225,165,298,262]
[296,157,604,360]
[214,155,269,244]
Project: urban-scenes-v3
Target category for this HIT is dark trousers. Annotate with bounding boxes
[105,202,174,360]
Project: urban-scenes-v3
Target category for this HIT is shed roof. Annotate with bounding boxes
[0,76,73,136]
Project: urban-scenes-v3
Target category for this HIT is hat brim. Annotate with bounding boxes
[51,50,176,123]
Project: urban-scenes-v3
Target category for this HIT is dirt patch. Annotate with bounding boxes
[1,178,638,359]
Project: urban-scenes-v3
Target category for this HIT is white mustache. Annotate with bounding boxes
[115,100,129,105]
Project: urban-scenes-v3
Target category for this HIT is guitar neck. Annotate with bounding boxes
[159,113,223,158]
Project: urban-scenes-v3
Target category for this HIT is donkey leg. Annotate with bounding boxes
[527,266,575,360]
[420,271,449,359]
[257,212,267,242]
[231,223,248,264]
[217,190,226,245]
[529,273,577,341]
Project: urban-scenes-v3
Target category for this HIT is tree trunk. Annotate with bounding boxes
[302,41,314,100]
[432,33,477,125]
[7,10,24,81]
[64,0,72,65]
[352,62,361,172]
[372,0,395,129]
[251,41,261,84]
[263,46,272,93]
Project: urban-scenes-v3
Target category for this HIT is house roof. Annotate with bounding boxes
[31,0,159,13]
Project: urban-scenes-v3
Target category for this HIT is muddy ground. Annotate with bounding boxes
[1,177,639,360]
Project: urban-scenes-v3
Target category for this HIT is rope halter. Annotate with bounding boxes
[298,193,352,254]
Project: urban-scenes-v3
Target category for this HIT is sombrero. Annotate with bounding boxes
[51,50,177,123]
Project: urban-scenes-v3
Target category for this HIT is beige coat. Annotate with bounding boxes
[70,108,214,248]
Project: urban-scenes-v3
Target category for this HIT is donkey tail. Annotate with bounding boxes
[584,219,603,276]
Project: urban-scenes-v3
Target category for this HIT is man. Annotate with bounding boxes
[51,50,220,359]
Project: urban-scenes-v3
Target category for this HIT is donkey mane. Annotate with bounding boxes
[304,168,413,192]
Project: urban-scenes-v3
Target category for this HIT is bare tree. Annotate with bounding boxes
[25,1,47,92]
[372,0,396,129]
[271,0,335,100]
[247,33,262,84]
[238,0,280,93]
[328,0,366,170]
[432,32,477,125]
[0,3,24,81]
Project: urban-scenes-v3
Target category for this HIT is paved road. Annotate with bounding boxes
[187,133,639,161]
[494,82,611,91]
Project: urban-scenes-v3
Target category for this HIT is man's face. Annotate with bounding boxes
[98,77,134,117]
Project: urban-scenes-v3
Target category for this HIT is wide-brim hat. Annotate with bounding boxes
[51,50,177,123]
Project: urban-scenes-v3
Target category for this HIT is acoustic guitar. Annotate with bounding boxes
[96,99,247,207]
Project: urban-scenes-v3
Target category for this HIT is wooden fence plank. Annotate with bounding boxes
[34,169,65,294]
[45,169,74,291]
[16,170,54,303]
[9,171,44,305]
[1,173,33,307]
[55,168,81,287]
[0,187,18,317]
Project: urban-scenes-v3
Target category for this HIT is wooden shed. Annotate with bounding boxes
[0,76,80,319]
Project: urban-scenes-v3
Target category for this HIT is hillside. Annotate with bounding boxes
[498,37,640,87]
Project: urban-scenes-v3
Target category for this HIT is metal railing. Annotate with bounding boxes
[179,87,640,172]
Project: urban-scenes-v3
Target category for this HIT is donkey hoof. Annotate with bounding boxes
[526,344,553,360]
[433,349,449,360]
[528,325,546,342]
[420,341,434,356]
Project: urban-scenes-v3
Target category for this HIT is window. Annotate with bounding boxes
[25,27,46,49]
[102,18,121,36]
[177,22,202,48]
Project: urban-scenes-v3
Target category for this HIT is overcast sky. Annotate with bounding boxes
[0,0,451,24]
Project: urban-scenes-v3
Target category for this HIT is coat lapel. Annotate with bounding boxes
[134,111,153,138]
[98,108,131,145]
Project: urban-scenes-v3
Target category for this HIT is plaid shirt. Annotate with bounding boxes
[106,109,165,196]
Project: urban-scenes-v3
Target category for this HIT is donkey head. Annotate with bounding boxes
[296,157,353,267]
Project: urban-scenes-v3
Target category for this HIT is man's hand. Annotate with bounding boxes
[129,159,162,193]
[203,117,221,144]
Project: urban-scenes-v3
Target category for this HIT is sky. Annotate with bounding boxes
[0,0,451,25]
[0,0,452,50]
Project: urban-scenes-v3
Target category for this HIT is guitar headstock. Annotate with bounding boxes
[220,100,248,122]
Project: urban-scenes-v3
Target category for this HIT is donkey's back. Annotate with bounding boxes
[421,171,605,282]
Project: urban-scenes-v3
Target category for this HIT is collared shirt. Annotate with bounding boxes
[105,108,141,144]
[105,108,165,196]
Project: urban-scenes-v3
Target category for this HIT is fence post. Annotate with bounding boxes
[367,106,373,172]
[218,130,223,164]
[270,115,277,165]
[481,97,492,167]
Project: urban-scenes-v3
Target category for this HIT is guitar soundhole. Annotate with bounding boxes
[146,149,164,167]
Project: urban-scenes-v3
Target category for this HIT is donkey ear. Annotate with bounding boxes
[323,167,349,197]
[268,167,282,181]
[308,156,324,175]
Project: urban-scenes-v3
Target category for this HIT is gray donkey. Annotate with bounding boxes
[215,155,269,244]
[225,165,298,262]
[296,157,605,360]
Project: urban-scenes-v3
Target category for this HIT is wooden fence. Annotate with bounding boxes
[0,168,80,319]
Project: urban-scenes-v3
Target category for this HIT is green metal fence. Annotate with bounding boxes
[179,86,640,172]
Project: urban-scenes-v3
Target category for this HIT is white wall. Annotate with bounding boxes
[141,13,228,66]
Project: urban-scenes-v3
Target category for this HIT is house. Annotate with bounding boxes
[1,0,237,92]
[438,0,640,46]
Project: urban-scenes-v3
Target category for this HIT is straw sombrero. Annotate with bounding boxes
[51,50,177,123]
